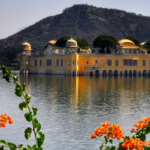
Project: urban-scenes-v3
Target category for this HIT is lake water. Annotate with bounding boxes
[1,72,150,149]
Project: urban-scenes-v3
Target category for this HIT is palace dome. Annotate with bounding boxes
[21,42,32,51]
[140,42,146,46]
[118,39,135,45]
[65,38,78,47]
[47,40,57,45]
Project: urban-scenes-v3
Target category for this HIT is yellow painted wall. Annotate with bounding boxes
[20,53,150,75]
[77,54,108,74]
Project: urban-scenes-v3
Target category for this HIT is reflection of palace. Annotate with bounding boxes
[20,38,150,75]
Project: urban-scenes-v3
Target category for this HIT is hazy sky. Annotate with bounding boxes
[0,0,150,39]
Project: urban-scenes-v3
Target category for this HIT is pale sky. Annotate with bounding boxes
[0,0,150,39]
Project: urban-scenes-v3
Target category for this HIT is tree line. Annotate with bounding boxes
[56,35,150,53]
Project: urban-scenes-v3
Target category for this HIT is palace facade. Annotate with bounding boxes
[20,38,150,76]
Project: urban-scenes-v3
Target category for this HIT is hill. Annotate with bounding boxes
[1,4,150,65]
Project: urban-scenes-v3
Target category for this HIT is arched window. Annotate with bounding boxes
[129,49,132,55]
[133,49,137,54]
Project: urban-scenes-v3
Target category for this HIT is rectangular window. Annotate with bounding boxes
[35,60,37,66]
[40,60,42,66]
[143,60,146,66]
[115,60,118,66]
[95,60,98,64]
[68,61,70,66]
[129,60,132,66]
[124,60,138,66]
[73,61,76,65]
[107,60,112,66]
[86,61,89,64]
[46,59,52,66]
[57,59,59,66]
[124,60,128,66]
[133,60,137,66]
[61,59,63,66]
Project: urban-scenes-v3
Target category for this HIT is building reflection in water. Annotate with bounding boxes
[20,74,150,113]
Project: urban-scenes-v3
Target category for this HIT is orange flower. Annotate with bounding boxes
[132,116,150,132]
[90,134,96,139]
[90,121,124,140]
[131,128,135,133]
[147,141,150,147]
[0,114,14,128]
[122,138,146,150]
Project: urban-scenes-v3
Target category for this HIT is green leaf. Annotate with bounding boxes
[144,146,150,150]
[32,107,38,116]
[33,118,41,132]
[146,126,150,134]
[7,142,17,150]
[0,145,4,150]
[124,136,130,140]
[37,132,45,148]
[109,139,113,144]
[21,83,26,91]
[27,145,32,150]
[19,102,27,111]
[15,84,23,97]
[106,147,111,150]
[137,133,146,141]
[104,136,108,144]
[24,127,32,140]
[32,144,42,150]
[24,94,31,104]
[0,140,6,145]
[110,146,116,150]
[118,142,125,150]
[24,112,33,122]
[18,144,24,150]
[12,74,18,83]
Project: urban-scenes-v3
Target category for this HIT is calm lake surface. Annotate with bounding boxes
[1,72,150,150]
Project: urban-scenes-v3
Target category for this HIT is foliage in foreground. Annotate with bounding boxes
[91,117,150,150]
[0,65,45,150]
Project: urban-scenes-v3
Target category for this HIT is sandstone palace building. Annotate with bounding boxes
[20,38,150,76]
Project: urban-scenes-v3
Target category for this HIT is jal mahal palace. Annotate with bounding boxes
[20,38,150,76]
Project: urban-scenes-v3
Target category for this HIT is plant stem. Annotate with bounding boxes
[22,92,37,142]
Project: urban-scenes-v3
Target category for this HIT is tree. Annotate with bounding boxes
[77,48,81,53]
[56,36,71,47]
[143,41,150,53]
[76,38,89,50]
[93,35,118,53]
[124,36,140,46]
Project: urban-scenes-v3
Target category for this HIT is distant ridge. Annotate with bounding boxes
[1,4,150,64]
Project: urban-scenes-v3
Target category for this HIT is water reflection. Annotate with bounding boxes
[1,74,150,150]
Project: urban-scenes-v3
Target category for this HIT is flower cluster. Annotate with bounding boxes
[0,114,14,127]
[122,138,146,150]
[90,121,125,140]
[131,117,150,132]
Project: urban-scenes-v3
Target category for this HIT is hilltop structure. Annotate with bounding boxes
[20,38,150,76]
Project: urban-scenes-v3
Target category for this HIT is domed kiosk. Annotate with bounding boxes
[43,40,64,55]
[21,42,32,55]
[118,39,139,55]
[20,42,32,74]
[47,40,57,46]
[65,38,78,53]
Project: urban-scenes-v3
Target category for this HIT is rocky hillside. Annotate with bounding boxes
[1,4,150,64]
